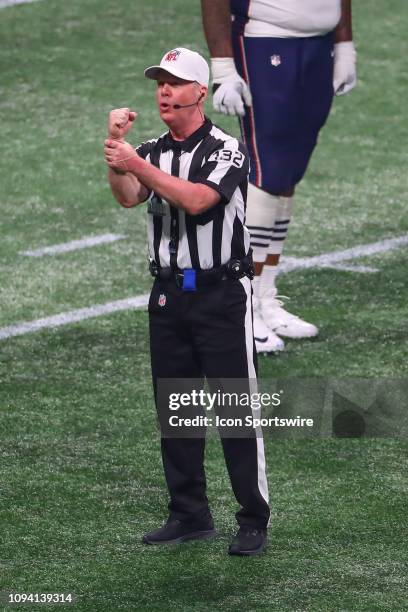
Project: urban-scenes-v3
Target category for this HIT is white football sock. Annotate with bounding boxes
[245,183,279,265]
[267,196,293,257]
[261,196,293,297]
[252,274,261,300]
[260,265,278,298]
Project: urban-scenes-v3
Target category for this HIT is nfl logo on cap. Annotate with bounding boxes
[165,49,181,62]
[270,55,281,67]
[158,294,166,307]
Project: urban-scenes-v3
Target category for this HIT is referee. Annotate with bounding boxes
[104,47,270,556]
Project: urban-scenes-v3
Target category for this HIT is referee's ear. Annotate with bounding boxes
[199,86,208,104]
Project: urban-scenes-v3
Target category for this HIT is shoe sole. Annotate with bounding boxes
[256,348,284,355]
[143,529,218,545]
[255,342,284,354]
[275,331,318,339]
[228,542,267,556]
[273,326,318,339]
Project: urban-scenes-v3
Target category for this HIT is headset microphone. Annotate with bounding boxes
[173,93,204,110]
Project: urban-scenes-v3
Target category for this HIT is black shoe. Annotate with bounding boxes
[228,527,267,556]
[143,519,217,545]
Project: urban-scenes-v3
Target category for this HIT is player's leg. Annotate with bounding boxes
[260,191,318,339]
[246,184,285,353]
[145,279,215,543]
[233,34,334,341]
[232,34,285,354]
[233,34,306,347]
[260,33,335,338]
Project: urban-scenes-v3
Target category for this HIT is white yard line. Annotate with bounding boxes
[279,235,408,273]
[0,295,149,340]
[0,0,41,8]
[319,264,379,274]
[1,234,407,341]
[320,263,379,273]
[20,234,126,257]
[280,258,379,274]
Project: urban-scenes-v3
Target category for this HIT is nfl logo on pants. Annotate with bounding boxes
[270,54,281,67]
[158,294,166,307]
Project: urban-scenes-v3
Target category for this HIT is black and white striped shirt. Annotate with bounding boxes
[136,117,250,270]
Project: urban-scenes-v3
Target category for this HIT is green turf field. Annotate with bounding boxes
[1,0,407,610]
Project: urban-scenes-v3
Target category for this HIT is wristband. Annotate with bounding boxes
[211,57,240,82]
[334,41,357,62]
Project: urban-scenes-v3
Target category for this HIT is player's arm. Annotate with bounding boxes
[201,0,233,57]
[333,0,357,96]
[105,139,220,215]
[105,108,150,208]
[201,0,251,116]
[335,0,352,42]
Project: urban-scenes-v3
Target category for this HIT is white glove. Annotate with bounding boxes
[211,57,252,117]
[333,41,357,96]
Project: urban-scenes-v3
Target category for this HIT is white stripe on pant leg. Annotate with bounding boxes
[239,276,269,505]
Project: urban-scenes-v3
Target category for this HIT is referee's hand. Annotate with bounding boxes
[104,139,138,173]
[108,108,137,140]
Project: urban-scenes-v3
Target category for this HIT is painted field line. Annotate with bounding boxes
[282,261,379,273]
[0,295,149,340]
[1,234,407,341]
[321,263,379,273]
[0,0,41,8]
[279,234,408,274]
[20,233,126,257]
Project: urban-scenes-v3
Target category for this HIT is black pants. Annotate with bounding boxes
[148,275,270,529]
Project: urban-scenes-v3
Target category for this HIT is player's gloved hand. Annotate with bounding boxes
[104,139,138,173]
[108,108,137,140]
[333,41,357,96]
[211,57,252,117]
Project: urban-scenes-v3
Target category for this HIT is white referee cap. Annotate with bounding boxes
[144,47,209,87]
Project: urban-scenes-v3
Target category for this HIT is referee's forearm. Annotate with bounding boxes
[108,168,147,208]
[126,155,217,215]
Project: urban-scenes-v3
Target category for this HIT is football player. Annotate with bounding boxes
[201,0,357,353]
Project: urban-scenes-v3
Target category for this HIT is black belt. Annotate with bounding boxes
[149,256,254,289]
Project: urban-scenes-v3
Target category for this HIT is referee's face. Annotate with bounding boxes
[156,72,204,127]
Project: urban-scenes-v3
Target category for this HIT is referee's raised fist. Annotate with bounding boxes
[108,108,137,140]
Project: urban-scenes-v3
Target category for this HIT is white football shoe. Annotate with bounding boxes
[253,298,285,353]
[261,292,318,339]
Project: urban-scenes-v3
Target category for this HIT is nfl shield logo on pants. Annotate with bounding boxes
[158,294,166,307]
[270,54,281,67]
